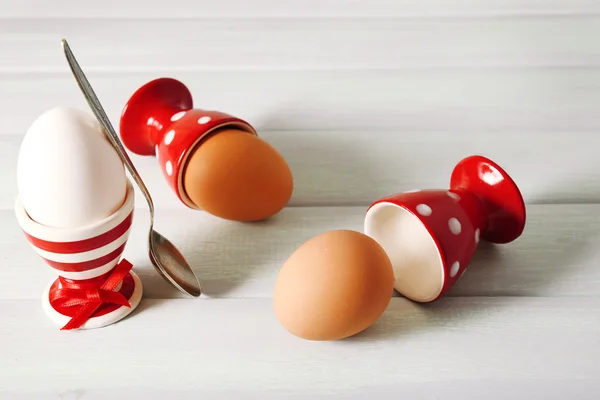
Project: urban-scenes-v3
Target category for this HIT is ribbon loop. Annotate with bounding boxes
[49,259,134,330]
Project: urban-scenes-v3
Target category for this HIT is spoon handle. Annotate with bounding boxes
[61,39,155,216]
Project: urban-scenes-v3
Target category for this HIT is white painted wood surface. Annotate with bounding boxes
[1,0,600,397]
[4,18,600,71]
[4,70,600,133]
[3,204,600,300]
[2,205,600,398]
[2,131,599,207]
[3,0,600,18]
[2,298,600,399]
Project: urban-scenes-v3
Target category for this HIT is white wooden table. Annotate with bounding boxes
[2,1,600,398]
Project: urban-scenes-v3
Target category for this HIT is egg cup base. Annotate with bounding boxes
[41,270,143,330]
[120,77,193,156]
[450,155,526,244]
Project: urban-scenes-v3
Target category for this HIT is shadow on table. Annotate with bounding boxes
[257,111,392,207]
[458,202,600,297]
[191,215,285,298]
[340,202,600,342]
[185,114,389,297]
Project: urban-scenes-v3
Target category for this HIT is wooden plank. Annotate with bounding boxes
[2,69,599,135]
[3,204,600,300]
[1,18,600,71]
[2,127,599,208]
[1,297,599,398]
[1,0,600,19]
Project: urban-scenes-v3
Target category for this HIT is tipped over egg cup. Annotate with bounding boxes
[364,155,526,302]
[120,77,294,222]
[274,155,526,341]
[15,179,143,330]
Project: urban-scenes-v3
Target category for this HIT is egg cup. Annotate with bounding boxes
[364,155,526,303]
[15,179,143,330]
[119,77,293,221]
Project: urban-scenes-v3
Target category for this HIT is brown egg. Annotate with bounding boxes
[273,229,395,341]
[182,129,293,221]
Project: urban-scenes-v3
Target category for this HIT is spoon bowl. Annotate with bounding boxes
[61,38,202,297]
[151,230,202,297]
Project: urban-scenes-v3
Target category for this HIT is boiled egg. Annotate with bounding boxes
[273,229,395,340]
[16,107,127,228]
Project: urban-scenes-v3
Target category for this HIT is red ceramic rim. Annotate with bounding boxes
[176,121,259,209]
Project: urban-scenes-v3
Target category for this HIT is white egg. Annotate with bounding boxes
[17,107,127,228]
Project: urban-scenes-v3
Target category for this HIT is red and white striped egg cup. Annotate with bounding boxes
[15,179,143,329]
[364,155,526,303]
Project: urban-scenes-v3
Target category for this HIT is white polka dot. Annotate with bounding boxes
[164,130,176,145]
[475,229,480,243]
[170,111,186,122]
[416,204,432,216]
[198,116,211,124]
[447,191,461,201]
[450,261,460,277]
[165,161,173,176]
[448,218,462,235]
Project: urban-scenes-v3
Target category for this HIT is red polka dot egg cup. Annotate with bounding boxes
[15,180,143,330]
[119,77,257,209]
[364,155,526,303]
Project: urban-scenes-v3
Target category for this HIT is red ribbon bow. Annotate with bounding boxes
[50,259,133,330]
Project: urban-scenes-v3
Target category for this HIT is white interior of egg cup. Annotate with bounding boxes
[15,179,135,243]
[364,202,445,303]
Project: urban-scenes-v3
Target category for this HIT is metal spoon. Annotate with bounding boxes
[61,39,202,297]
